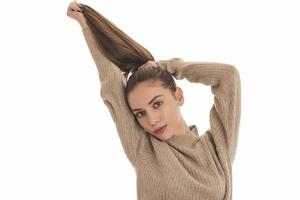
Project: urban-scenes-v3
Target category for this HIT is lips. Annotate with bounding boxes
[154,125,167,134]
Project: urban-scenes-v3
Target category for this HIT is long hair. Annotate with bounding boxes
[80,4,177,103]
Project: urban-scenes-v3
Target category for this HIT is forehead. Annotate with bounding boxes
[128,80,169,105]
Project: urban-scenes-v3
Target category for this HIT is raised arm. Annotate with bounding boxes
[156,58,241,164]
[80,23,146,167]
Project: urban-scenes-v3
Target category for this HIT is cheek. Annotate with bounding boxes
[164,103,178,115]
[136,118,147,129]
[166,106,181,123]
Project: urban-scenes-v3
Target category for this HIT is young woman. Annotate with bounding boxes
[67,2,241,199]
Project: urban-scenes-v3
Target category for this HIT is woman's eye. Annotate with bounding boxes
[135,101,163,118]
[154,101,163,108]
[136,112,144,118]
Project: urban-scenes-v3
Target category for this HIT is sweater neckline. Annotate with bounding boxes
[165,124,200,147]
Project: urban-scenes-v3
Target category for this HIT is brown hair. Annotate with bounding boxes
[80,4,178,104]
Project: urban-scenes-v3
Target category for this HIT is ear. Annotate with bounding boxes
[175,87,184,106]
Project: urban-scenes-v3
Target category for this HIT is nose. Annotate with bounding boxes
[147,111,160,126]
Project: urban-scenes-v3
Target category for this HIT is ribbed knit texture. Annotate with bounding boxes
[81,25,241,200]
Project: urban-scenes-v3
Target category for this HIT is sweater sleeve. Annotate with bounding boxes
[156,58,241,164]
[80,25,146,167]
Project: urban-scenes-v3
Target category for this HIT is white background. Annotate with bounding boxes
[1,0,299,199]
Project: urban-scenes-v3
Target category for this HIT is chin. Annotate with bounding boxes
[155,132,171,140]
[146,130,170,140]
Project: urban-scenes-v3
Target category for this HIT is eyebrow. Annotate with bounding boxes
[132,95,163,112]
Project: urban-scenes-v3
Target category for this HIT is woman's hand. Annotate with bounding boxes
[66,1,86,26]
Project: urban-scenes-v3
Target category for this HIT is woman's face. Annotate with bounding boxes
[127,79,185,140]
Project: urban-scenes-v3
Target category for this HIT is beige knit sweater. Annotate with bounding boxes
[81,25,241,200]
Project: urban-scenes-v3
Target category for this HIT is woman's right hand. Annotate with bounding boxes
[66,1,86,25]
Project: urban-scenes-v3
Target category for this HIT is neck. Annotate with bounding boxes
[174,116,190,136]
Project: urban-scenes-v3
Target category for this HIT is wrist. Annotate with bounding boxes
[78,17,88,29]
